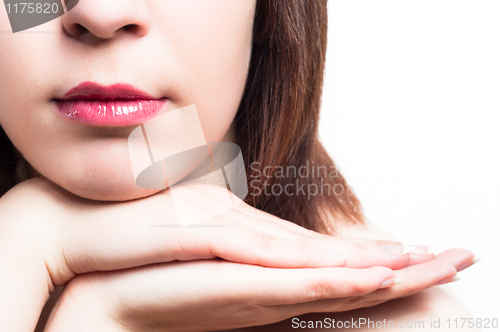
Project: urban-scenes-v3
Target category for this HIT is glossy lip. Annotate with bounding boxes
[54,82,168,127]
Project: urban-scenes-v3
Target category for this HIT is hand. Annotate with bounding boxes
[43,249,474,332]
[5,176,429,285]
[1,176,426,331]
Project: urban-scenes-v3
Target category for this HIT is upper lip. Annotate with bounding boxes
[57,82,161,101]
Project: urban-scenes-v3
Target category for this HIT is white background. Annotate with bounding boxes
[320,0,500,323]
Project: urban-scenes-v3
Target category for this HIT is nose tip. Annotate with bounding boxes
[61,0,151,41]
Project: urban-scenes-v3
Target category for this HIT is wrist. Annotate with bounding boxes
[44,276,127,332]
[0,179,70,331]
[0,236,53,332]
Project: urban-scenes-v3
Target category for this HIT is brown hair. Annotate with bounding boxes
[236,0,364,234]
[0,0,364,234]
[0,126,19,194]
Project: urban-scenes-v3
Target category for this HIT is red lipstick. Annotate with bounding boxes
[55,82,168,126]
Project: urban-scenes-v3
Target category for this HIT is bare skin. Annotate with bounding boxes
[226,221,479,332]
[11,122,473,332]
[22,188,476,332]
[0,1,479,330]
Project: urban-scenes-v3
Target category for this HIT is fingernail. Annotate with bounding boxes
[406,244,431,255]
[380,244,415,255]
[427,246,439,254]
[437,275,460,285]
[457,257,482,272]
[472,257,482,264]
[380,244,403,254]
[379,277,403,288]
[402,245,416,254]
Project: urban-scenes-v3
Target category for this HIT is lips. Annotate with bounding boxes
[54,82,168,126]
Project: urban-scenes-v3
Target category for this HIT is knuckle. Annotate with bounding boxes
[352,243,366,251]
[253,232,278,252]
[348,297,385,310]
[342,295,366,308]
[306,278,336,301]
[433,260,457,277]
[340,243,357,256]
[369,299,388,307]
[295,231,314,245]
[348,278,371,295]
[306,273,373,301]
[443,262,458,276]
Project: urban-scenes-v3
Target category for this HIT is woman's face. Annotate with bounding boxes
[0,0,256,201]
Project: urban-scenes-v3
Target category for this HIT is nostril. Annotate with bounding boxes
[120,23,148,37]
[123,24,139,33]
[74,24,88,34]
[63,22,88,38]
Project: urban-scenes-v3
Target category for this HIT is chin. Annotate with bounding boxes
[31,146,166,201]
[49,172,163,202]
[66,182,162,202]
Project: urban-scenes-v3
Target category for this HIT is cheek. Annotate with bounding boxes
[0,25,66,155]
[0,17,63,124]
[154,0,256,142]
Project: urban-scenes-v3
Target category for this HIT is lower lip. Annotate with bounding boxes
[55,98,168,126]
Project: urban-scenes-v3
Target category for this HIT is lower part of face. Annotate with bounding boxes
[0,0,256,201]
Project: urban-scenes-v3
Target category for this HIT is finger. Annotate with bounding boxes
[432,248,475,271]
[406,252,435,266]
[329,248,471,311]
[94,259,397,312]
[339,238,433,255]
[277,252,459,316]
[230,208,428,261]
[341,239,436,267]
[329,238,436,267]
[349,248,477,308]
[198,187,434,270]
[228,200,323,236]
[220,209,412,270]
[243,265,397,307]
